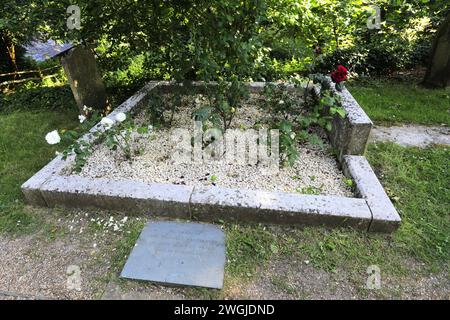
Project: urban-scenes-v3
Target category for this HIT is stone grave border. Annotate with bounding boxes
[21,81,400,232]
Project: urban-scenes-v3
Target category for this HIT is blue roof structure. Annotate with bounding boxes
[23,40,74,62]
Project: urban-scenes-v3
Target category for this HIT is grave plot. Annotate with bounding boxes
[22,81,401,232]
[72,89,352,197]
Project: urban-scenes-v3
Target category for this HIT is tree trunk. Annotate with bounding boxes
[422,14,450,88]
[1,32,18,74]
[6,42,18,73]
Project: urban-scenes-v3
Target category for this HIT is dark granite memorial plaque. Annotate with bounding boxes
[121,221,226,289]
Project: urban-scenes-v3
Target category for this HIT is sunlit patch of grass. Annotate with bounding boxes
[0,109,78,235]
[367,142,450,269]
[225,224,278,278]
[106,217,146,272]
[348,79,450,126]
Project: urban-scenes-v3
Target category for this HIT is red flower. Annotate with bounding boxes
[331,65,348,84]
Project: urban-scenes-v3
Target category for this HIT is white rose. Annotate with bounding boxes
[115,112,126,123]
[45,130,61,145]
[101,117,115,129]
[279,100,285,105]
[83,105,92,112]
[78,115,86,123]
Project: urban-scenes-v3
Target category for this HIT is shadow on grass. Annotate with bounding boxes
[0,85,77,114]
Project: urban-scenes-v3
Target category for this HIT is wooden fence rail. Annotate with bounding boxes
[0,65,62,87]
[0,65,61,78]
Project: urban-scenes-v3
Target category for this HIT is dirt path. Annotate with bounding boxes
[370,124,450,147]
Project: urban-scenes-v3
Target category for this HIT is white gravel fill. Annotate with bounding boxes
[67,94,353,197]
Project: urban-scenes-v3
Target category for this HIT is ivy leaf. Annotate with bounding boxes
[309,134,324,149]
[137,126,148,135]
[335,108,346,118]
[105,136,117,149]
[192,106,212,122]
[278,120,292,133]
[270,244,279,254]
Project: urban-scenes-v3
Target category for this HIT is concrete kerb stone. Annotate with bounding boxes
[21,155,74,207]
[40,175,192,218]
[329,85,373,160]
[304,82,372,160]
[21,81,400,232]
[343,155,401,232]
[189,186,372,230]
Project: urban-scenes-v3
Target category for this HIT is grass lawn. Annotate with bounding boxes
[0,109,78,234]
[367,143,449,267]
[347,79,450,126]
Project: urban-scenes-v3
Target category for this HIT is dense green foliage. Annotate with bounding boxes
[313,1,448,75]
[1,1,449,84]
[0,84,75,113]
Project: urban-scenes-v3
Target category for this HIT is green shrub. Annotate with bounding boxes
[0,85,76,114]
